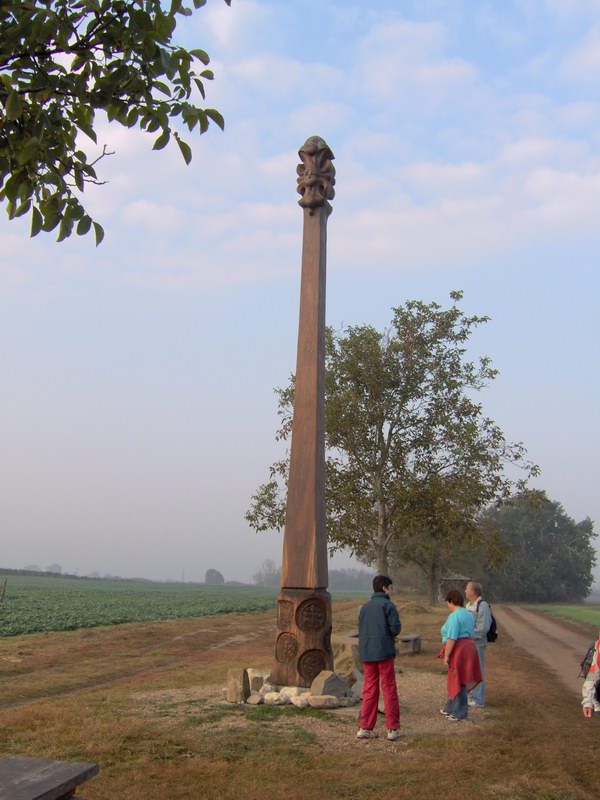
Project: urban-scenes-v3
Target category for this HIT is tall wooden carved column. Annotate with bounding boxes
[269,136,335,688]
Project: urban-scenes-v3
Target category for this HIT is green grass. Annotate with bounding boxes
[0,572,279,636]
[529,603,600,629]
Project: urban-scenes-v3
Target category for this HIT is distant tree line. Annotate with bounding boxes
[252,559,374,591]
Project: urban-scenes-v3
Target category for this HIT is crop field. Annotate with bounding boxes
[0,572,279,636]
[530,602,600,629]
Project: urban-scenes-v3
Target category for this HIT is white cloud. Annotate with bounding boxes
[500,137,589,165]
[202,0,267,51]
[559,27,600,82]
[524,167,600,226]
[357,19,478,102]
[230,55,344,99]
[401,161,488,194]
[287,103,357,139]
[555,100,600,128]
[122,201,187,234]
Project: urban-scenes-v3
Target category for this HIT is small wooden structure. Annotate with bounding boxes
[0,755,99,800]
[438,573,471,603]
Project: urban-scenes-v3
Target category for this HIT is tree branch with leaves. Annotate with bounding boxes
[0,0,229,243]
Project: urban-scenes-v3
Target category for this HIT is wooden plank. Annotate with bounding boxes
[0,756,99,800]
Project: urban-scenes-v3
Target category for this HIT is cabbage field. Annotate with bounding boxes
[0,572,279,636]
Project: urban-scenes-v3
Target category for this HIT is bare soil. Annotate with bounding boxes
[494,605,594,696]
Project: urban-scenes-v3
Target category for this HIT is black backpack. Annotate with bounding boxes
[476,598,497,642]
[486,608,498,643]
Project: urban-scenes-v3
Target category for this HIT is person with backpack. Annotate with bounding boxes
[465,581,493,708]
[582,636,600,718]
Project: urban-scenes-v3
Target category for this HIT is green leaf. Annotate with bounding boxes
[189,49,210,64]
[30,207,43,238]
[14,199,31,218]
[193,78,206,99]
[74,168,84,192]
[41,212,60,233]
[153,81,172,97]
[176,137,192,164]
[77,215,92,236]
[197,110,209,134]
[56,216,73,243]
[152,129,170,150]
[16,137,40,165]
[5,91,23,120]
[205,108,225,130]
[75,119,98,144]
[93,222,105,246]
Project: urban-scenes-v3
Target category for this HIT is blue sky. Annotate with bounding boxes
[1,0,598,583]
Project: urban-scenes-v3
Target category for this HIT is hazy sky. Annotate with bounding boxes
[1,0,599,584]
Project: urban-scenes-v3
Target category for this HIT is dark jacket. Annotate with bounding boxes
[358,592,401,663]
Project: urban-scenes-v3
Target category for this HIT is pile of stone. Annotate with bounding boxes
[223,668,364,709]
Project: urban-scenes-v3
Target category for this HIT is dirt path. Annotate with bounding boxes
[494,605,593,697]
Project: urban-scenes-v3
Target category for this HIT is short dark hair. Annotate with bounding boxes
[445,589,464,606]
[373,574,393,593]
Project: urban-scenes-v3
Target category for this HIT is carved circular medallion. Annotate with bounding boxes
[296,598,327,632]
[277,600,294,630]
[275,633,299,663]
[298,649,327,684]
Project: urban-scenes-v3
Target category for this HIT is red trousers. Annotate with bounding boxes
[360,657,400,730]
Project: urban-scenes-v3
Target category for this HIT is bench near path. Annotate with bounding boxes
[0,755,99,800]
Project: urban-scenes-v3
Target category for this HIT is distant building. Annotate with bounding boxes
[438,573,470,602]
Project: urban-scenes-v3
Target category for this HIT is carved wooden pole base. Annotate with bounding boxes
[269,588,333,687]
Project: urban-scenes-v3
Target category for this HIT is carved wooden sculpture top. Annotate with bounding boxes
[296,136,336,215]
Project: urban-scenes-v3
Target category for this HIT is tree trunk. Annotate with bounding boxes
[375,494,390,576]
[375,543,390,576]
[427,562,439,606]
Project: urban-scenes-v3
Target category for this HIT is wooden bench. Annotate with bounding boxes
[397,634,421,654]
[0,755,99,800]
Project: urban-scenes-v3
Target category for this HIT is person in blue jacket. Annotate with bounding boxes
[356,574,401,741]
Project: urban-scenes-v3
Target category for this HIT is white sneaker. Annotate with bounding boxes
[356,728,378,739]
[440,708,450,716]
[387,729,401,741]
[468,699,484,708]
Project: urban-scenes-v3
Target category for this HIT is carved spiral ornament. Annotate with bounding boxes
[298,649,327,684]
[296,598,327,632]
[275,633,300,663]
[296,136,336,215]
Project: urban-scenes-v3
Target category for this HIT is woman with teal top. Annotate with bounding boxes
[439,588,482,721]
